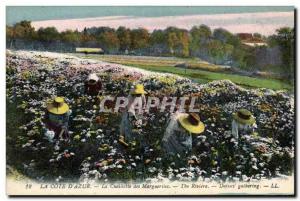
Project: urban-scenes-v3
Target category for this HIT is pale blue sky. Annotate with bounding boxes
[6,6,294,25]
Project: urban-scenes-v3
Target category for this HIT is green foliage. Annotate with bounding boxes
[150,30,166,45]
[189,25,212,56]
[213,28,241,46]
[207,40,234,64]
[61,30,81,43]
[117,26,131,52]
[232,46,256,70]
[165,27,189,57]
[6,26,15,40]
[8,20,36,40]
[6,21,294,79]
[268,27,294,80]
[37,27,60,42]
[130,28,150,50]
[97,31,120,53]
[80,27,97,43]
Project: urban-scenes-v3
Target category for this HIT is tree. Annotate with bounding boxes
[61,30,81,43]
[7,20,293,79]
[6,26,14,39]
[190,25,211,44]
[269,27,294,80]
[37,27,60,42]
[98,31,120,53]
[213,28,240,46]
[130,28,150,52]
[116,26,131,52]
[84,26,115,36]
[177,31,189,57]
[189,25,212,57]
[207,39,234,64]
[167,32,178,55]
[207,40,223,64]
[149,29,168,55]
[11,20,36,40]
[150,30,166,45]
[80,27,96,44]
[165,27,189,57]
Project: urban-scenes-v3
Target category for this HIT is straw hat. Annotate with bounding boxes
[233,109,255,125]
[87,73,99,85]
[178,113,205,134]
[131,84,147,95]
[47,97,69,115]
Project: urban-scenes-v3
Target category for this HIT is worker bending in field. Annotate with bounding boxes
[162,112,205,156]
[231,109,257,141]
[84,73,102,96]
[44,97,71,141]
[119,84,147,147]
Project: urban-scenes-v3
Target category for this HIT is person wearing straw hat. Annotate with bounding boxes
[45,97,72,141]
[162,112,205,156]
[119,84,147,144]
[84,73,102,96]
[231,109,257,140]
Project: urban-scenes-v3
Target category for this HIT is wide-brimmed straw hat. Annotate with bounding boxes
[131,84,147,95]
[233,109,256,125]
[47,97,69,115]
[87,73,99,85]
[178,113,205,134]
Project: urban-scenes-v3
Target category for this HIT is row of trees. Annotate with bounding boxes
[6,21,294,77]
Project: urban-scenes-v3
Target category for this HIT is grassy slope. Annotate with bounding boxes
[73,54,292,91]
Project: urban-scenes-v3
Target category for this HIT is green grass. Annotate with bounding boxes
[78,54,226,72]
[73,54,292,91]
[129,64,291,90]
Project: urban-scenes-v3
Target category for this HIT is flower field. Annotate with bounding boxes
[6,50,294,183]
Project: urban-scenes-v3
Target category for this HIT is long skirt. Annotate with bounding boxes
[45,120,69,140]
[120,112,133,141]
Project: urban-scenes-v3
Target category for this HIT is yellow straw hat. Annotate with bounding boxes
[47,97,69,115]
[233,109,256,125]
[131,84,147,95]
[178,113,205,134]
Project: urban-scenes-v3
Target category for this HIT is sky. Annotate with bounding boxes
[6,6,295,35]
[6,6,294,25]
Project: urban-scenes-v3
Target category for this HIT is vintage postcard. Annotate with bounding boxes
[6,6,295,196]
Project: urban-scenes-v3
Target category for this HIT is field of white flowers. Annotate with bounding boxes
[6,50,294,183]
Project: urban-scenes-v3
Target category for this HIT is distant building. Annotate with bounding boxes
[242,42,267,47]
[237,33,267,47]
[75,47,104,54]
[237,33,253,41]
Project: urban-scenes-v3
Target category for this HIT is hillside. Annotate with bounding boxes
[6,50,294,183]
